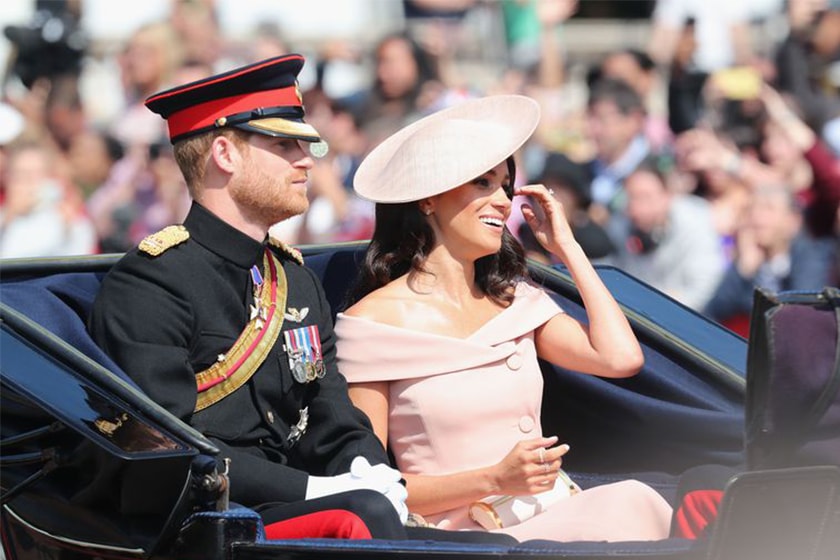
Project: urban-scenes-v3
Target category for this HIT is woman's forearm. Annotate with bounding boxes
[556,241,644,376]
[403,468,499,517]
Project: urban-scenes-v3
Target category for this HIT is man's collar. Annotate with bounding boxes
[183,202,265,267]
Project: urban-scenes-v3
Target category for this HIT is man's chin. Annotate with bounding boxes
[271,200,309,224]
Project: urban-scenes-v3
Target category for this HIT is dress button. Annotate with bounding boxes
[519,416,535,433]
[506,352,523,370]
[266,410,275,424]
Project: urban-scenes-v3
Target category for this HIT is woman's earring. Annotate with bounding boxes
[423,209,432,216]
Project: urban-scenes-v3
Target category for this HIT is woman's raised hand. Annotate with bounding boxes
[491,436,571,496]
[517,184,578,262]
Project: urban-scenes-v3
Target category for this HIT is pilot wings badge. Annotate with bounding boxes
[284,307,309,322]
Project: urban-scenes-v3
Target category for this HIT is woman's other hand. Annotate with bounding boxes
[491,436,571,496]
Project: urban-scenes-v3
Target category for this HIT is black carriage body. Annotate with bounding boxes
[0,244,836,560]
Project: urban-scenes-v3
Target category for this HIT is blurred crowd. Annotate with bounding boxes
[1,0,838,335]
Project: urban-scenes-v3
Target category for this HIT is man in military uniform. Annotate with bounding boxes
[89,54,408,538]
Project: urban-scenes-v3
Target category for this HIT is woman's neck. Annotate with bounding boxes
[411,246,481,305]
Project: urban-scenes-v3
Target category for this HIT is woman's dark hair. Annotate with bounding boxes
[347,157,528,307]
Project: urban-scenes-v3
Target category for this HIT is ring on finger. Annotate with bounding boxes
[547,188,555,196]
[537,448,546,464]
[542,462,551,474]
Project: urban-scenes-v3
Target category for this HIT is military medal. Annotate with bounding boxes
[292,359,308,384]
[287,406,309,446]
[283,325,325,383]
[249,264,269,330]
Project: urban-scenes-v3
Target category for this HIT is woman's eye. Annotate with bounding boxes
[473,178,491,188]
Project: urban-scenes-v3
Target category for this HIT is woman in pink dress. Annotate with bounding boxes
[334,95,673,542]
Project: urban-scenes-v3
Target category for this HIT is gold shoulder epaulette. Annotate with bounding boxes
[138,225,190,256]
[268,236,304,265]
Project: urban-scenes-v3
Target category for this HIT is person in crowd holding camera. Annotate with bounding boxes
[676,84,840,239]
[335,95,672,541]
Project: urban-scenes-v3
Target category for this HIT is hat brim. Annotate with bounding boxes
[235,117,321,142]
[353,95,540,203]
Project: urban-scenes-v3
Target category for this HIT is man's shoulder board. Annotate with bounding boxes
[139,225,190,257]
[268,236,304,265]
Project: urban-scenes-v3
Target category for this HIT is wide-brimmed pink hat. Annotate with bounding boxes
[353,95,540,203]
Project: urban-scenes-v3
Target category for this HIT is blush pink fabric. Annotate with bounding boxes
[336,283,672,541]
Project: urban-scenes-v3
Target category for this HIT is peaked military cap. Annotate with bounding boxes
[145,54,321,144]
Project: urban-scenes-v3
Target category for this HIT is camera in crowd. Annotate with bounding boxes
[3,0,88,89]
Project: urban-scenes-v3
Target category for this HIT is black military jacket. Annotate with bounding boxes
[89,202,388,507]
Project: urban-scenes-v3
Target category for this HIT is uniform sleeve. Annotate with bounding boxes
[89,256,198,421]
[211,438,310,505]
[293,266,391,475]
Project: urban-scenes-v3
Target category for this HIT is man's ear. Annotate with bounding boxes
[210,136,241,174]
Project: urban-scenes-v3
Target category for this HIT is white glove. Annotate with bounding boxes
[349,455,401,484]
[305,456,409,524]
[381,476,409,524]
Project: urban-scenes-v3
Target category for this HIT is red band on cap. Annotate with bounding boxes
[166,87,301,140]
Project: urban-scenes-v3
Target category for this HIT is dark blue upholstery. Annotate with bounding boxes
[306,248,363,318]
[1,272,135,388]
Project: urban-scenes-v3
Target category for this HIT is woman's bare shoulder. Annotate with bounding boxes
[343,279,413,324]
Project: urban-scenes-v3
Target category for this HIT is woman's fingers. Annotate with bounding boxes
[499,437,574,494]
[516,183,560,213]
[544,443,570,462]
[526,441,569,474]
[520,436,559,450]
[517,184,574,248]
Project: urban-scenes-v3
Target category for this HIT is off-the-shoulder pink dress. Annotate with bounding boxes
[335,282,672,541]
